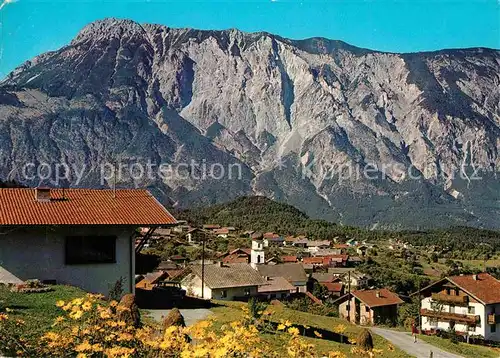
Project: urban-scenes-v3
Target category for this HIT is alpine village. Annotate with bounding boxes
[1,186,500,357]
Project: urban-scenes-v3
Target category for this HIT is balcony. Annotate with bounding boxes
[421,309,479,325]
[431,293,468,306]
[487,314,500,325]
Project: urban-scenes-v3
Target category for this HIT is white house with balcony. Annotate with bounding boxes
[415,273,500,342]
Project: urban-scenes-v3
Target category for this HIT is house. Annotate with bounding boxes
[336,289,403,325]
[258,276,296,300]
[346,238,358,247]
[344,271,370,289]
[136,271,169,290]
[293,238,309,248]
[263,233,283,247]
[312,249,342,257]
[180,262,266,300]
[414,273,500,341]
[0,188,177,295]
[328,267,355,277]
[306,240,331,253]
[242,230,255,237]
[302,256,326,268]
[257,263,308,293]
[263,236,285,247]
[322,281,344,298]
[221,248,252,264]
[334,244,349,253]
[282,255,298,263]
[203,224,220,230]
[348,256,364,266]
[213,228,230,238]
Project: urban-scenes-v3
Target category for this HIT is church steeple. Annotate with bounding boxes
[250,232,265,269]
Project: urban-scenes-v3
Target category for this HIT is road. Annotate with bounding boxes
[371,328,465,358]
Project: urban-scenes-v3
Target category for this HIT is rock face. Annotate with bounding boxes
[0,18,499,229]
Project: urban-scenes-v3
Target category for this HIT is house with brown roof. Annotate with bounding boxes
[414,273,500,341]
[281,255,298,263]
[136,271,169,290]
[336,288,403,326]
[0,188,177,295]
[180,262,266,300]
[256,263,308,293]
[258,276,296,300]
[219,248,252,264]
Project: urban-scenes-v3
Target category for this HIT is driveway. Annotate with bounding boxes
[371,328,464,358]
[146,308,212,327]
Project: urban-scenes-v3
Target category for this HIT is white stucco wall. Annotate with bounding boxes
[0,226,135,295]
[181,274,259,300]
[485,303,500,341]
[421,297,486,338]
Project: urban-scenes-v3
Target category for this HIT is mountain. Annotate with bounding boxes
[0,18,499,229]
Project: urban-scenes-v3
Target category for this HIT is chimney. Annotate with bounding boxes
[473,274,478,281]
[376,290,381,298]
[35,188,51,202]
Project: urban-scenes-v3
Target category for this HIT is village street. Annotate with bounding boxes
[371,328,464,358]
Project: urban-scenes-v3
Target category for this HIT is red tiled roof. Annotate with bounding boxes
[282,256,298,263]
[352,289,404,308]
[449,273,500,304]
[334,244,349,249]
[322,282,343,293]
[302,257,325,265]
[0,188,177,226]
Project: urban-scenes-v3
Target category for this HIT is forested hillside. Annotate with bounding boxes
[178,196,500,250]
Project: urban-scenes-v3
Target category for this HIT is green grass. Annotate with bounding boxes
[419,335,500,358]
[210,301,411,357]
[0,285,86,340]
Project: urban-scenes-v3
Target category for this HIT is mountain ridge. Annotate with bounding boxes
[0,18,499,229]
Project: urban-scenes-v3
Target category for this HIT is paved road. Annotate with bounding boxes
[371,328,464,358]
[146,308,212,326]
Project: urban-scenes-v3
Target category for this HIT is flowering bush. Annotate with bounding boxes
[0,294,390,357]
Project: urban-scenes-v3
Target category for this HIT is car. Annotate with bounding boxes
[153,280,186,302]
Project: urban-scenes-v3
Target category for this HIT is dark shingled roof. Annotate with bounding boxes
[189,263,266,289]
[256,263,307,283]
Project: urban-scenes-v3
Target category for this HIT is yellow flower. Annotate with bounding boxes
[69,309,84,320]
[56,300,65,308]
[328,352,347,358]
[0,313,8,321]
[387,344,394,351]
[277,323,286,331]
[110,300,118,307]
[287,327,300,336]
[76,354,87,358]
[75,340,92,352]
[314,330,323,338]
[99,310,111,319]
[72,298,84,306]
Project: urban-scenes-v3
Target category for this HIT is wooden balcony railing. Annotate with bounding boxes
[487,314,500,325]
[431,293,468,306]
[421,308,479,325]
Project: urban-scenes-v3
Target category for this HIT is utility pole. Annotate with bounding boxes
[347,271,351,322]
[201,236,206,299]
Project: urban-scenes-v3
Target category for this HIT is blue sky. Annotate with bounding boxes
[0,0,499,78]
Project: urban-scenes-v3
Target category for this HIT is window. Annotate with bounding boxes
[446,288,451,295]
[491,325,497,333]
[455,288,459,296]
[468,306,475,314]
[257,255,261,264]
[244,288,251,296]
[365,306,370,312]
[449,305,455,314]
[468,325,476,332]
[65,236,116,265]
[221,290,227,298]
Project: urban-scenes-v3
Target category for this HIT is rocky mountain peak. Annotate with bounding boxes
[0,19,499,229]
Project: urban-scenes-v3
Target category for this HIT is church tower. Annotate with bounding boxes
[250,234,265,269]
